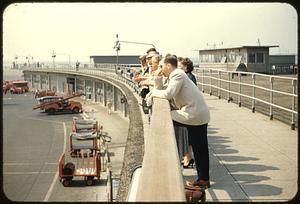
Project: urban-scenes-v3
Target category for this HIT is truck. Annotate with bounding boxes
[9,80,29,94]
[3,81,11,94]
[33,93,84,115]
[3,80,29,94]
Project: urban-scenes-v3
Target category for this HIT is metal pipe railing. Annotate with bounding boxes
[196,68,298,129]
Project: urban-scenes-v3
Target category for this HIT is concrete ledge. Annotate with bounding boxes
[135,98,186,202]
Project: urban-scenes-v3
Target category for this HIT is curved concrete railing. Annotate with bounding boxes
[135,98,186,201]
[22,68,144,201]
[22,67,185,201]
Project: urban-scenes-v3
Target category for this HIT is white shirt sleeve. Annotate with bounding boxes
[151,72,183,100]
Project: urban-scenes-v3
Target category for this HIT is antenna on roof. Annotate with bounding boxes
[257,38,261,46]
[206,42,223,49]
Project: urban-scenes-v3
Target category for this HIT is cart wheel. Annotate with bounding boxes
[62,179,71,187]
[86,177,94,186]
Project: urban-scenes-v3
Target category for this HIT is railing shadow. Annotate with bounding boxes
[183,126,283,201]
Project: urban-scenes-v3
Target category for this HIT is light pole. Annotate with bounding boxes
[52,51,71,68]
[113,34,121,74]
[113,34,155,74]
[52,50,56,68]
[14,56,18,69]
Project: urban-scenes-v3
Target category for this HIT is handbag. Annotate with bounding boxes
[185,188,206,202]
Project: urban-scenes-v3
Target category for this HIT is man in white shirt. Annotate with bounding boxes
[146,54,211,189]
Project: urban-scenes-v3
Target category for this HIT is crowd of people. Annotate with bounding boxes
[132,48,211,192]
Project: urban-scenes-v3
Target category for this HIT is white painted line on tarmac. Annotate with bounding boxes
[22,116,64,124]
[4,171,56,175]
[43,122,67,202]
[63,122,67,153]
[4,162,57,166]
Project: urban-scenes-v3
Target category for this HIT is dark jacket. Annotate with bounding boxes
[186,72,197,86]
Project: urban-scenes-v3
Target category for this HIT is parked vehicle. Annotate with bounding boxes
[9,80,29,94]
[35,96,64,110]
[58,150,101,186]
[36,95,64,104]
[3,81,11,94]
[58,117,103,187]
[34,89,57,98]
[33,93,84,115]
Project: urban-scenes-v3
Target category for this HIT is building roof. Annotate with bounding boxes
[89,55,140,58]
[198,45,279,52]
[90,55,140,64]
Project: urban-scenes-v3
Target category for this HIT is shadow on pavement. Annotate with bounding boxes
[184,126,283,201]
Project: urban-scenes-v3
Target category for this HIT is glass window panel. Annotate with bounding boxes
[256,52,264,63]
[248,53,256,63]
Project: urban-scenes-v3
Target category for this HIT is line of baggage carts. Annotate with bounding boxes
[58,117,111,187]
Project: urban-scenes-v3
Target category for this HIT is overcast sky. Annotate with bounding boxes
[2,2,298,64]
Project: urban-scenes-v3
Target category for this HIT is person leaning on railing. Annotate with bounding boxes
[177,57,197,168]
[139,54,164,90]
[145,54,211,189]
[134,50,158,99]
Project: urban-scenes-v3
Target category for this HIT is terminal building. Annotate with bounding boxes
[196,45,297,74]
[90,55,140,67]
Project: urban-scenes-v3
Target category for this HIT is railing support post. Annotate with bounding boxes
[209,69,212,96]
[291,79,296,130]
[218,71,221,99]
[104,82,107,107]
[269,77,274,120]
[107,168,113,201]
[202,68,205,93]
[238,72,241,107]
[227,72,231,102]
[252,74,256,113]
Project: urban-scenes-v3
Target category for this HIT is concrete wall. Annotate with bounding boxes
[24,71,128,117]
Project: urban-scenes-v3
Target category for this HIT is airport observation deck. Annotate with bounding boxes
[184,93,297,202]
[82,89,297,202]
[20,66,298,202]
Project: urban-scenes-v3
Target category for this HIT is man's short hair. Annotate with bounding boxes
[164,54,177,68]
[139,55,146,62]
[146,47,157,54]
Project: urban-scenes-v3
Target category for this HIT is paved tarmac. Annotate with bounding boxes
[78,98,129,201]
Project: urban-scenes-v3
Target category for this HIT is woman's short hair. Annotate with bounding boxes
[186,58,194,73]
[178,57,194,72]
